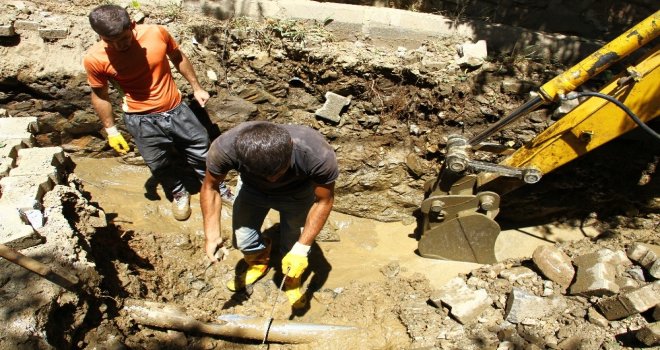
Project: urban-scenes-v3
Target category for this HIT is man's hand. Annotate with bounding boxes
[106,126,129,154]
[205,236,224,262]
[282,242,310,278]
[194,89,210,108]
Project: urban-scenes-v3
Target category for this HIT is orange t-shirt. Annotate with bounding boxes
[83,25,182,113]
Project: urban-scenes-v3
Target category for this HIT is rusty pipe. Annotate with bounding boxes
[123,299,357,344]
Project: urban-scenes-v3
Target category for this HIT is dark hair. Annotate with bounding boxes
[235,122,293,177]
[88,5,131,37]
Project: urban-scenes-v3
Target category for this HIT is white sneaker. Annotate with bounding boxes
[172,190,191,221]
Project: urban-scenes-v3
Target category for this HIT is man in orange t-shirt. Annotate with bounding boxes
[84,4,233,221]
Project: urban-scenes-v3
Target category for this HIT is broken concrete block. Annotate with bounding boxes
[532,245,575,289]
[570,249,629,296]
[9,146,67,182]
[315,92,351,124]
[499,266,537,283]
[570,261,619,296]
[587,308,609,328]
[0,116,38,140]
[636,322,660,346]
[650,260,660,279]
[0,174,55,209]
[429,277,492,324]
[0,204,42,249]
[0,24,16,37]
[504,288,566,324]
[459,40,487,59]
[38,27,68,40]
[596,281,660,320]
[14,20,40,32]
[627,242,658,269]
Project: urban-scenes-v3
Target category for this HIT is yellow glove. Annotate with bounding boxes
[106,126,129,154]
[282,242,310,278]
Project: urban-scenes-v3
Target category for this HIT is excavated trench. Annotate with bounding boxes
[1,4,659,350]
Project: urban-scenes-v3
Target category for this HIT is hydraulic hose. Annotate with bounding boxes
[563,91,660,141]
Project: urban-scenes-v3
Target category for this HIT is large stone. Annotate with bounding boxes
[429,277,492,324]
[570,249,629,297]
[504,288,567,324]
[532,245,575,289]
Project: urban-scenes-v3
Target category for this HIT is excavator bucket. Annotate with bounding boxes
[418,213,500,264]
[418,173,502,264]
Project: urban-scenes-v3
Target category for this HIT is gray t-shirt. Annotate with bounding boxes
[207,121,339,194]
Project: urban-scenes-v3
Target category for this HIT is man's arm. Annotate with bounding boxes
[168,48,210,107]
[200,169,227,262]
[91,86,115,128]
[299,182,335,245]
[281,181,334,278]
[91,86,129,154]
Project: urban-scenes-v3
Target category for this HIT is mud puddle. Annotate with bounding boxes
[73,155,600,293]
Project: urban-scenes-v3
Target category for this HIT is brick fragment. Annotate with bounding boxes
[596,281,660,320]
[38,27,68,40]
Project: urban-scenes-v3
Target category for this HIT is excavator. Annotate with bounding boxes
[418,11,659,263]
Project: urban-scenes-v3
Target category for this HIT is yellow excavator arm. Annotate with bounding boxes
[418,11,659,263]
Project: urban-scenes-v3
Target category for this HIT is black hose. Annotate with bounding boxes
[564,91,660,141]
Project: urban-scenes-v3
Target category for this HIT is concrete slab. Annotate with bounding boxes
[0,117,38,135]
[0,139,28,178]
[0,174,55,209]
[9,147,66,182]
[0,204,42,249]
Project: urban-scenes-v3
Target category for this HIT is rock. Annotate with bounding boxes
[596,281,660,320]
[532,245,575,289]
[315,91,351,124]
[205,94,257,129]
[504,288,566,324]
[636,322,660,346]
[429,277,493,324]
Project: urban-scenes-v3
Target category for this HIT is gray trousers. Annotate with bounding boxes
[124,102,208,195]
[232,184,315,256]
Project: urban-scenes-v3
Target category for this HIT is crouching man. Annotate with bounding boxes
[201,121,338,308]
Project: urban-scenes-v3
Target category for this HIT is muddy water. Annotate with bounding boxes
[72,155,599,294]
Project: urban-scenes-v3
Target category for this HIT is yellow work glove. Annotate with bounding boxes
[281,242,310,278]
[106,126,129,155]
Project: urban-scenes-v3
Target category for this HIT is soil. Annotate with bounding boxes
[0,1,659,350]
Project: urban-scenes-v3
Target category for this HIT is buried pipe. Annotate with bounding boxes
[123,299,358,344]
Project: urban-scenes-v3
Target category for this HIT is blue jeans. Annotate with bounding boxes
[232,184,315,256]
[124,102,208,195]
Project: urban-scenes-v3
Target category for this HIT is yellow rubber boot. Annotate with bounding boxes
[284,276,307,309]
[227,240,271,292]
